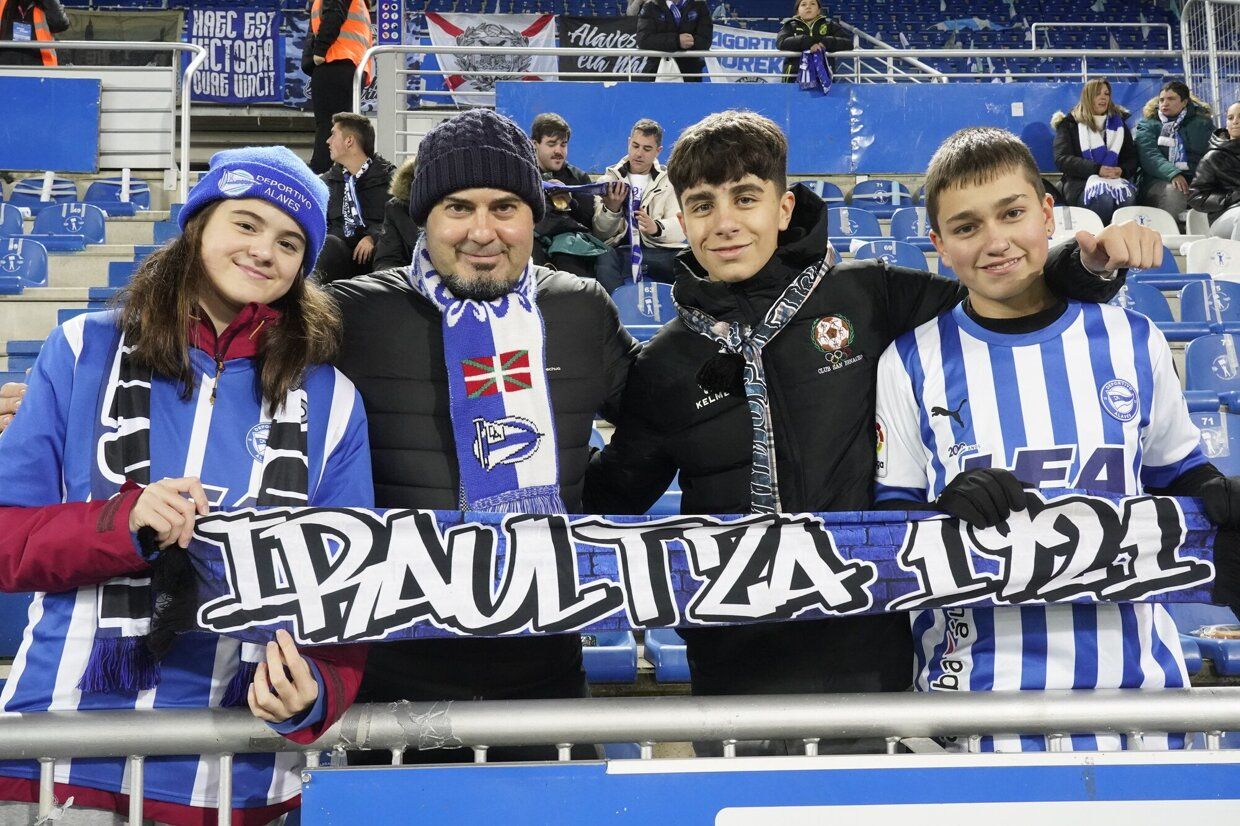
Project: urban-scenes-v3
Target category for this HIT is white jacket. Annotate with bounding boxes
[591,158,687,249]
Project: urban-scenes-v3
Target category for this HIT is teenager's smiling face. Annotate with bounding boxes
[678,174,795,283]
[930,167,1057,318]
[198,199,306,330]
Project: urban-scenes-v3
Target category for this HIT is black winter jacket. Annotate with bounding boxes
[1051,111,1138,207]
[637,0,712,74]
[584,186,1125,694]
[774,15,851,80]
[537,161,596,241]
[1188,127,1240,224]
[372,157,417,271]
[322,155,396,249]
[328,267,640,697]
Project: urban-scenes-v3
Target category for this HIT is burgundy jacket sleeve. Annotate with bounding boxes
[281,642,370,744]
[0,485,149,593]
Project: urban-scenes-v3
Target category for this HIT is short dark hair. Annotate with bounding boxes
[667,110,787,196]
[631,118,663,146]
[923,127,1045,234]
[531,112,571,143]
[331,112,375,157]
[1161,79,1192,103]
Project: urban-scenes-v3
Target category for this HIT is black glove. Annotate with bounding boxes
[936,467,1027,529]
[1201,475,1240,530]
[1211,529,1240,621]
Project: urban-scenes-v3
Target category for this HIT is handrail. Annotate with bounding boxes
[1031,21,1175,51]
[834,18,946,80]
[0,40,208,203]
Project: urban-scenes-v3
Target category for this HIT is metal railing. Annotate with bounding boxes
[3,688,1240,825]
[1184,0,1240,126]
[834,19,946,83]
[0,40,207,202]
[1031,21,1176,51]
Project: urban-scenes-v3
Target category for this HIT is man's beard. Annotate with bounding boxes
[441,267,519,302]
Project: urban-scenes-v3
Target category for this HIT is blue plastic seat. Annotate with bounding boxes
[581,631,638,683]
[1164,603,1240,676]
[852,240,928,271]
[612,281,674,343]
[799,179,844,205]
[5,339,42,372]
[827,207,884,251]
[7,176,77,211]
[1180,280,1240,333]
[153,220,179,244]
[83,177,151,215]
[30,203,107,251]
[1185,334,1240,405]
[1131,245,1207,291]
[889,206,934,251]
[644,628,690,682]
[108,260,137,288]
[848,179,913,219]
[1110,283,1208,341]
[1191,409,1240,475]
[0,238,48,288]
[0,203,23,238]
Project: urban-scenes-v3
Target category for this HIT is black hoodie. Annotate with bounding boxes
[584,185,1126,694]
[1188,127,1240,223]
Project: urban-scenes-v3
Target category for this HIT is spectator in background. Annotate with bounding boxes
[1052,78,1138,224]
[592,118,687,290]
[1135,80,1212,223]
[1188,102,1240,240]
[626,0,643,15]
[636,0,713,82]
[775,0,851,82]
[304,0,374,174]
[0,0,68,66]
[373,155,418,270]
[318,112,394,282]
[531,112,608,280]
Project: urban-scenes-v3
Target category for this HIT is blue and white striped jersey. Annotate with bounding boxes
[0,312,373,810]
[874,300,1204,752]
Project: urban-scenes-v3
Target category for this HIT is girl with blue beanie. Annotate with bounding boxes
[0,146,373,825]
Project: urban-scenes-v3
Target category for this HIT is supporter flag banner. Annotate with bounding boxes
[558,15,652,81]
[184,8,284,104]
[425,12,557,106]
[186,492,1224,645]
[706,24,783,83]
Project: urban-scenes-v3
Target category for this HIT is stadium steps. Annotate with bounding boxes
[46,246,140,289]
[0,289,90,342]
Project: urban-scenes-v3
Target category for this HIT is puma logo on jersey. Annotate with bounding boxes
[931,398,968,426]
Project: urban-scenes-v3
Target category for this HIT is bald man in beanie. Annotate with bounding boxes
[326,110,640,764]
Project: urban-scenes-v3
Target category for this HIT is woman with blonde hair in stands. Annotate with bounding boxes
[1052,78,1139,224]
[0,146,373,825]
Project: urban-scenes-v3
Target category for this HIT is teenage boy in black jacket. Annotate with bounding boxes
[317,112,395,282]
[584,110,1162,754]
[636,0,713,82]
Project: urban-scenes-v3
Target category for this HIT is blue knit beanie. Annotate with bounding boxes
[409,109,545,225]
[179,146,329,275]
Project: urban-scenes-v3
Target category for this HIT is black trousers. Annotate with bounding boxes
[309,59,357,174]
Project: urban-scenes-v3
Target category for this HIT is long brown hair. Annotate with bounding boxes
[1071,79,1123,131]
[116,201,342,409]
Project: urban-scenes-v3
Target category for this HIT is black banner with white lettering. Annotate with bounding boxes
[558,16,652,81]
[185,492,1226,645]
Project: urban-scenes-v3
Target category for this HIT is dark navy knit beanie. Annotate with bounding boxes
[179,146,329,275]
[408,109,545,225]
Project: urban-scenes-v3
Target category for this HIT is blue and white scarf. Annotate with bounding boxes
[675,253,833,513]
[408,237,565,514]
[668,0,686,26]
[628,178,646,283]
[342,159,371,239]
[1159,108,1190,171]
[798,49,832,94]
[1079,114,1136,205]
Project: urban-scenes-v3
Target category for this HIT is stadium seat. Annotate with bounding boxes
[1186,237,1240,280]
[5,339,41,373]
[0,203,22,238]
[827,207,884,251]
[1111,205,1202,250]
[0,238,49,289]
[1180,280,1240,330]
[581,631,638,683]
[1113,282,1208,341]
[1163,603,1240,676]
[83,175,152,216]
[1190,409,1240,475]
[852,240,929,271]
[0,591,33,659]
[153,220,179,244]
[7,175,77,212]
[1128,244,1202,290]
[1050,206,1104,241]
[644,628,689,682]
[108,260,137,288]
[848,179,912,219]
[889,206,935,251]
[612,281,674,343]
[1184,333,1240,404]
[29,203,107,251]
[798,179,844,205]
[1186,209,1212,238]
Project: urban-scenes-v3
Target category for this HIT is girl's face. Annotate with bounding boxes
[1092,84,1112,115]
[797,0,821,21]
[197,198,306,331]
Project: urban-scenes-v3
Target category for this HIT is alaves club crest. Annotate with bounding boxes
[473,415,543,470]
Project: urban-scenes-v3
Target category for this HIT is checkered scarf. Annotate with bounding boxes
[407,236,565,514]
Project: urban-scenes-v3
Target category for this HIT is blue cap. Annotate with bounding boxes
[179,146,329,276]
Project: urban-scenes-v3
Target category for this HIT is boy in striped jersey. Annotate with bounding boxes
[874,127,1240,752]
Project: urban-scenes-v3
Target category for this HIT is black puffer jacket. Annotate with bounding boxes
[774,15,851,80]
[328,267,639,697]
[1051,110,1138,207]
[322,155,397,248]
[636,0,712,75]
[372,157,417,271]
[1188,127,1240,224]
[584,186,1124,695]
